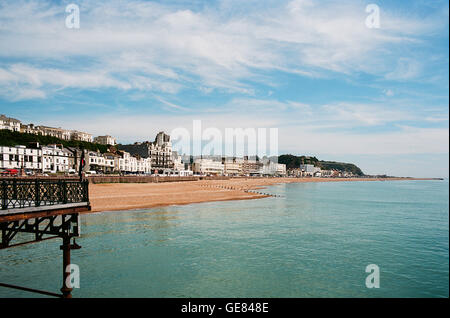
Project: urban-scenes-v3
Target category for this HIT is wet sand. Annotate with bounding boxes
[88,177,431,213]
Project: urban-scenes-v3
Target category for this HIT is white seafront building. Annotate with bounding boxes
[299,164,321,177]
[42,144,73,173]
[0,145,42,171]
[116,151,151,174]
[262,161,287,176]
[222,158,242,176]
[192,158,224,175]
[0,145,153,175]
[86,151,115,173]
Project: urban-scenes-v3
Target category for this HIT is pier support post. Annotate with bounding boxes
[0,178,89,298]
[60,236,72,298]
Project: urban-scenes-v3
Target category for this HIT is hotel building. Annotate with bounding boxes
[241,157,263,176]
[222,158,242,176]
[94,135,117,146]
[192,159,224,175]
[115,151,151,174]
[119,131,173,173]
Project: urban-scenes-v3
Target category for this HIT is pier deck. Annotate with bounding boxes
[0,178,90,298]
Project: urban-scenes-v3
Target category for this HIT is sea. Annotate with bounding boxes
[0,179,448,297]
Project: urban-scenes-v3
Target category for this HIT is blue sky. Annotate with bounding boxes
[0,0,448,177]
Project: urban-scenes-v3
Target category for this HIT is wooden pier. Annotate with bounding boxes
[0,178,90,298]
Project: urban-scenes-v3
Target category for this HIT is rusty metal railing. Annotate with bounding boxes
[0,178,89,210]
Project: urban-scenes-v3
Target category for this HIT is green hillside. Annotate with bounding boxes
[278,154,364,176]
[319,160,364,176]
[277,154,320,169]
[0,129,108,153]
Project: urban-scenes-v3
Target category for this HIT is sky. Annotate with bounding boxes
[0,0,448,177]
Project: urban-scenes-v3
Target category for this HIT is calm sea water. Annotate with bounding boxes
[0,180,448,297]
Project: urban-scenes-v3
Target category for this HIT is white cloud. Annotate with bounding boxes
[425,115,449,123]
[281,125,449,155]
[14,88,47,101]
[0,0,445,99]
[224,98,312,114]
[320,102,413,126]
[44,111,448,157]
[154,96,191,112]
[384,89,394,96]
[385,58,422,81]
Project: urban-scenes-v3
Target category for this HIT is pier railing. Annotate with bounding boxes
[0,178,90,298]
[0,178,89,210]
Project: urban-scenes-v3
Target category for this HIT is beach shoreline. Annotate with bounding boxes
[87,177,438,213]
